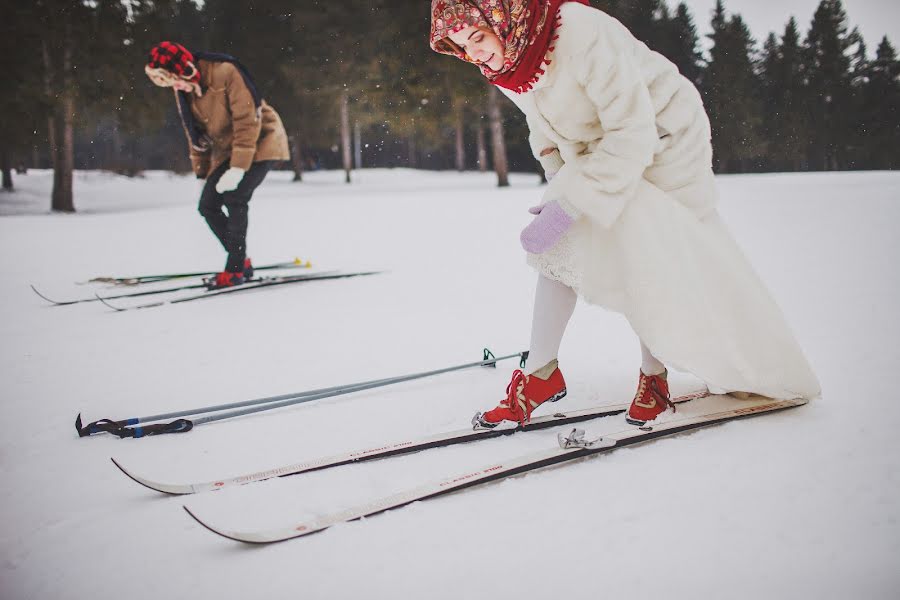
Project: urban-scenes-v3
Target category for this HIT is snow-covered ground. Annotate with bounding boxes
[1,168,898,599]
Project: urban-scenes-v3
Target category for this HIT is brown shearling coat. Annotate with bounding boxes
[184,59,289,179]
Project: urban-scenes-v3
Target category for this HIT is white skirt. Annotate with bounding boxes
[527,179,821,400]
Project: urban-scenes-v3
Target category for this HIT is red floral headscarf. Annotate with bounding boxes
[430,0,588,93]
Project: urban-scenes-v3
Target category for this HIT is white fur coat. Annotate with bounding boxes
[501,2,716,226]
[499,4,820,400]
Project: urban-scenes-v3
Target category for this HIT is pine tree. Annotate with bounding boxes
[0,3,44,189]
[615,0,671,54]
[280,1,375,179]
[623,0,664,46]
[37,0,97,212]
[702,2,765,172]
[859,37,900,169]
[126,0,208,174]
[592,0,624,20]
[759,18,808,171]
[666,2,703,84]
[803,0,858,170]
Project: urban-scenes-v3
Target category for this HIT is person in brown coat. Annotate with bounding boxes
[144,41,290,288]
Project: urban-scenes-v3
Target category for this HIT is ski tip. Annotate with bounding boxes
[183,506,311,545]
[183,505,212,531]
[109,457,141,483]
[110,457,191,495]
[30,285,58,305]
[182,506,258,544]
[94,293,124,312]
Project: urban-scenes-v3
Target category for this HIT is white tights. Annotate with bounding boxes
[527,275,665,376]
[527,275,577,371]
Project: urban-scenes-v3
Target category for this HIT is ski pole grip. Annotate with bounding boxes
[482,348,498,368]
[76,414,135,437]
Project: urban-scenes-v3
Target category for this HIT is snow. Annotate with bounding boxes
[1,168,899,599]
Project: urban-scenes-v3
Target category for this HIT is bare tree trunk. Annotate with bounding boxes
[476,121,487,172]
[340,90,352,184]
[55,22,75,212]
[486,85,509,187]
[111,123,123,174]
[454,102,465,171]
[407,134,418,168]
[42,40,62,204]
[289,128,304,182]
[1,149,12,190]
[32,146,39,170]
[353,121,362,170]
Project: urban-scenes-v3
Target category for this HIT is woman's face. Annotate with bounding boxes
[145,65,197,92]
[448,26,504,71]
[172,79,195,92]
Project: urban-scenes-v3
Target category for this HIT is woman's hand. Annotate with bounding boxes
[520,200,575,254]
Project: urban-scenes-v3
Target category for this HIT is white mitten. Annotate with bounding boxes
[215,167,246,193]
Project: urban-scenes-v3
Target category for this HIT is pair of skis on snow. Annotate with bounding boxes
[111,390,807,544]
[31,258,381,310]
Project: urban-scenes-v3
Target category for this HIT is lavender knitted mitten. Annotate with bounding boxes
[520,200,575,254]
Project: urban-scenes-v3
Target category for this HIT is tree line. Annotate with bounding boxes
[1,0,897,211]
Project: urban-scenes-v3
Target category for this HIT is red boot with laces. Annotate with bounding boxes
[473,360,567,430]
[625,370,673,426]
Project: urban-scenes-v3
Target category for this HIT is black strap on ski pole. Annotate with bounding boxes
[75,415,132,437]
[76,414,193,438]
[110,419,194,438]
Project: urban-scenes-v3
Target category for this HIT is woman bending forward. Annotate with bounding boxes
[430,0,820,428]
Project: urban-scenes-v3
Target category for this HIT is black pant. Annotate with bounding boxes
[198,160,274,273]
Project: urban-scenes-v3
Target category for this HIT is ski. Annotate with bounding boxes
[86,258,312,286]
[96,270,381,311]
[34,269,323,306]
[113,391,710,495]
[34,280,222,306]
[183,395,806,544]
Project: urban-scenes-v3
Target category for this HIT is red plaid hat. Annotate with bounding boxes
[147,41,200,82]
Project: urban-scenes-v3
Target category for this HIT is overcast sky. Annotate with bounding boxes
[676,0,900,56]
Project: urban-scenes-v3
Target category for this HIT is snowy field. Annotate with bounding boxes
[1,168,898,599]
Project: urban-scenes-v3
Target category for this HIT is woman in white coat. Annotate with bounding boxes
[430,0,820,428]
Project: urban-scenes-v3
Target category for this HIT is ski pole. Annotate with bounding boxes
[76,349,529,438]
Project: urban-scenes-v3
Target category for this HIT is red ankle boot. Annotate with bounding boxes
[473,361,567,429]
[626,370,673,426]
[205,270,245,290]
